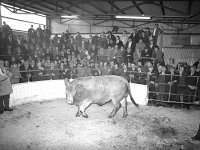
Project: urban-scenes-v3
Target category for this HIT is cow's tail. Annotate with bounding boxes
[126,82,139,107]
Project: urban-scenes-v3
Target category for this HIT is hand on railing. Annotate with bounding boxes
[188,85,198,90]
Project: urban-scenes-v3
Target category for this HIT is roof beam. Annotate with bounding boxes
[117,20,132,27]
[159,0,165,15]
[41,1,77,14]
[62,1,97,16]
[187,0,193,16]
[107,0,126,14]
[132,1,144,15]
[94,20,109,25]
[12,2,52,15]
[112,1,146,14]
[152,1,186,15]
[88,1,107,14]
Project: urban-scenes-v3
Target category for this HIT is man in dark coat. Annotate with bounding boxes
[0,60,13,114]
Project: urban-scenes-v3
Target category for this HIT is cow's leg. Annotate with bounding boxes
[79,100,92,118]
[76,106,81,117]
[120,98,128,118]
[108,99,121,118]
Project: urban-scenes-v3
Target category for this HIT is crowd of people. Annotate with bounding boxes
[0,22,200,105]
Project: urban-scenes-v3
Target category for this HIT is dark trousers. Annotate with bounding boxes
[0,94,10,111]
[185,87,196,103]
[175,85,187,102]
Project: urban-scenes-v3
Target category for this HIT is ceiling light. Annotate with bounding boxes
[61,15,78,18]
[115,15,151,20]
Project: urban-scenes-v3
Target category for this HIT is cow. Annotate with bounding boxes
[64,75,139,118]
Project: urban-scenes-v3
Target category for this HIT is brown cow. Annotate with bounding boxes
[64,75,138,118]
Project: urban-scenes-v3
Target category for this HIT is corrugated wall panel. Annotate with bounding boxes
[163,48,200,65]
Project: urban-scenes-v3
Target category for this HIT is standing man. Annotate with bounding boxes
[0,60,13,114]
[121,30,129,47]
[152,24,162,45]
[28,25,36,44]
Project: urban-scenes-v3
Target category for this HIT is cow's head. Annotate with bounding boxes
[64,78,75,104]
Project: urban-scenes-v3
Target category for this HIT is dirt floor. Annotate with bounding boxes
[0,99,200,150]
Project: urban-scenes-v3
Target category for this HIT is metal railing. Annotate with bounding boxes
[3,67,200,106]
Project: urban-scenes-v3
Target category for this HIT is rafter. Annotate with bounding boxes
[132,1,144,15]
[94,20,109,25]
[107,0,126,14]
[88,1,107,14]
[112,1,146,14]
[41,1,77,14]
[12,2,52,15]
[152,1,186,15]
[187,0,193,16]
[159,0,165,15]
[117,20,132,27]
[63,1,97,16]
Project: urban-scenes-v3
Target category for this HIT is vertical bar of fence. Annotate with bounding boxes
[194,76,199,103]
[167,74,172,102]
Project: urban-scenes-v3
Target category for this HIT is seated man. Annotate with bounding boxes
[97,46,107,62]
[134,65,147,85]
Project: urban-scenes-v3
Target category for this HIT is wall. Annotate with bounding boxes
[10,80,148,107]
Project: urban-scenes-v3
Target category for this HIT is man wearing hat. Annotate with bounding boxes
[0,60,13,114]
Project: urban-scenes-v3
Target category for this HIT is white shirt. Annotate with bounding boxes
[121,34,129,45]
[128,42,132,48]
[153,28,157,36]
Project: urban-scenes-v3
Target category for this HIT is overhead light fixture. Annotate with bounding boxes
[115,15,151,20]
[61,15,78,19]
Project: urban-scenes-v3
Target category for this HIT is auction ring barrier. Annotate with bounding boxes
[10,79,149,107]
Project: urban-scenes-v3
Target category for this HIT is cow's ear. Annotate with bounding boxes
[64,78,70,86]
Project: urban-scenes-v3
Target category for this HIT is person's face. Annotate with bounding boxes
[131,64,135,68]
[169,59,174,64]
[158,66,162,72]
[17,47,21,52]
[110,61,114,66]
[170,68,175,74]
[138,67,142,72]
[142,32,145,36]
[128,38,132,42]
[148,67,153,72]
[162,66,166,73]
[116,36,120,41]
[114,64,118,69]
[100,62,103,66]
[123,64,127,69]
[139,39,142,43]
[108,46,112,50]
[20,59,24,64]
[114,45,118,50]
[180,66,184,72]
[31,61,35,66]
[104,62,107,67]
[197,63,200,69]
[51,63,54,68]
[11,57,16,62]
[154,47,158,51]
[190,67,195,73]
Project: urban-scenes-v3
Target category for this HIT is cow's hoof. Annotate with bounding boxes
[76,112,81,117]
[82,114,88,118]
[122,114,128,118]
